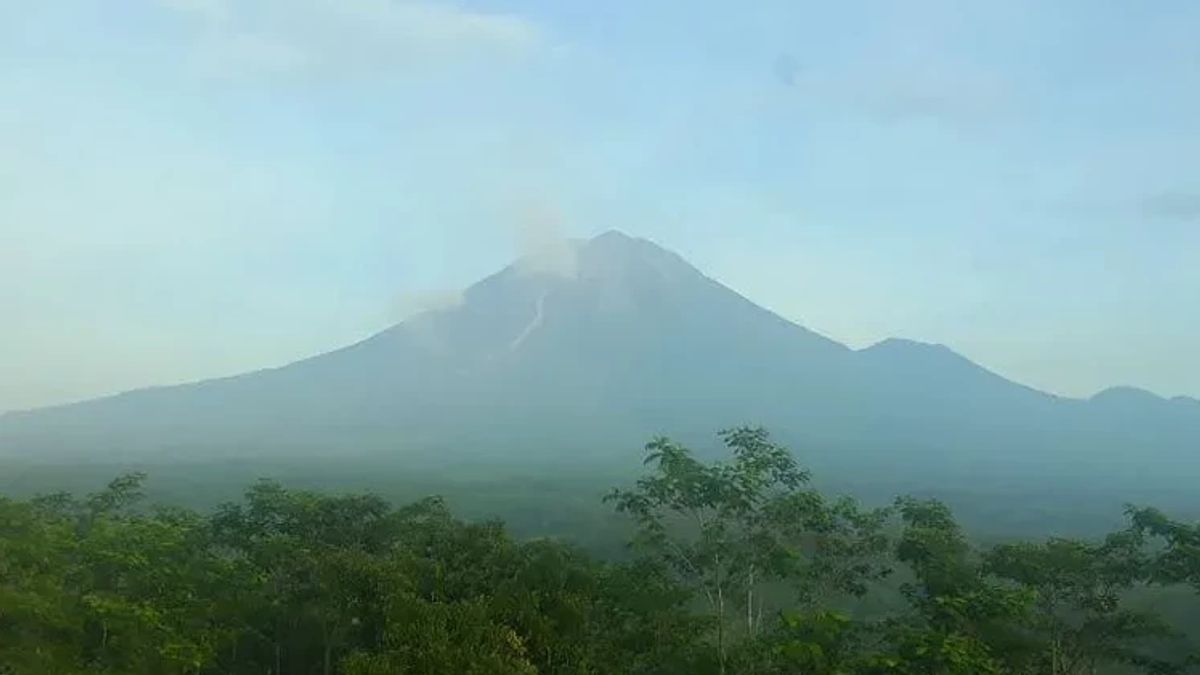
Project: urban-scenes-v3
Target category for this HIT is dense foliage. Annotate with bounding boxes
[2,428,1198,674]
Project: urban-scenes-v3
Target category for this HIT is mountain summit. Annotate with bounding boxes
[2,231,1197,497]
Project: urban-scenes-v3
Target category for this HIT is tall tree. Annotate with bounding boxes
[1128,507,1200,593]
[875,497,1033,675]
[985,531,1181,674]
[607,427,891,673]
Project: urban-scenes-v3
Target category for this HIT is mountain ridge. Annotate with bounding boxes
[1,230,1196,502]
[3,231,1183,417]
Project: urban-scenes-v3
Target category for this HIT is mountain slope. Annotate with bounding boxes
[2,231,1197,499]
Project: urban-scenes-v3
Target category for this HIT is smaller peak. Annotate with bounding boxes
[1091,386,1164,403]
[862,337,953,354]
[859,338,986,373]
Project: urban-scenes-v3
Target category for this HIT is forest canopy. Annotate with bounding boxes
[2,428,1198,675]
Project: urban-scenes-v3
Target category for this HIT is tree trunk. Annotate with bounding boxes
[717,585,726,674]
[715,549,726,675]
[1051,635,1059,675]
[322,623,334,675]
[747,565,754,637]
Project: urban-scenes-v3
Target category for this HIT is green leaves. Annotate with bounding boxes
[1128,506,1200,591]
[608,427,894,673]
[3,434,1200,675]
[85,472,148,517]
[981,526,1193,674]
[342,598,539,675]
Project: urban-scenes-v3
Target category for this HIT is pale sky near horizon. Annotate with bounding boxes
[2,0,1199,412]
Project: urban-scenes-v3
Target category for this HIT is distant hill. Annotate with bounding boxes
[3,231,1197,507]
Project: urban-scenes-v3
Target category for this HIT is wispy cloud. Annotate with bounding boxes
[784,1,1019,127]
[1140,190,1200,221]
[155,0,543,78]
[511,202,579,279]
[1047,189,1200,226]
[769,50,1012,129]
[861,65,1011,125]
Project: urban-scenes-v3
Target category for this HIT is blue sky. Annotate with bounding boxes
[2,0,1198,411]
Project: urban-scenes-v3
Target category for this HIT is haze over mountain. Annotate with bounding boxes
[2,231,1197,502]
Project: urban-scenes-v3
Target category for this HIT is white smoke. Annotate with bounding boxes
[390,288,464,322]
[511,202,578,279]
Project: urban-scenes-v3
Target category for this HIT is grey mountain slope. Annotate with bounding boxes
[1,230,1197,496]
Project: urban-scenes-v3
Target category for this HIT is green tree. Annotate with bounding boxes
[0,496,82,674]
[607,427,891,673]
[586,558,712,674]
[728,609,877,675]
[341,598,538,675]
[875,497,1033,675]
[5,473,243,674]
[986,532,1180,674]
[1128,507,1200,592]
[209,480,405,675]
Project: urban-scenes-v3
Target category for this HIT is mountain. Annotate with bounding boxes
[2,231,1198,507]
